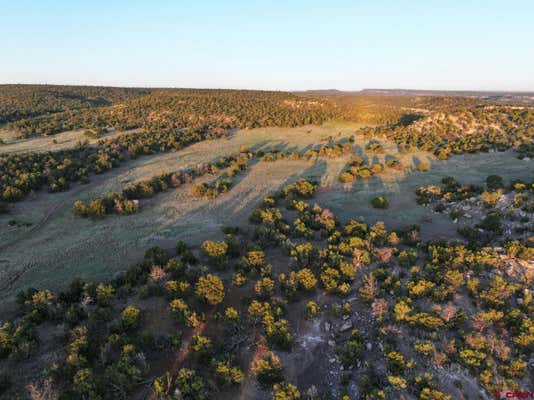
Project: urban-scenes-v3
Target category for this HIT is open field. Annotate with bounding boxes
[1,122,530,311]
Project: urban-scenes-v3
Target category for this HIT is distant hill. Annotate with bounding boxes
[359,88,534,104]
[296,88,534,104]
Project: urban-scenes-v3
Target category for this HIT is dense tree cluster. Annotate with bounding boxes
[339,154,402,183]
[0,127,211,209]
[0,84,150,125]
[361,106,534,160]
[5,88,341,137]
[191,154,251,200]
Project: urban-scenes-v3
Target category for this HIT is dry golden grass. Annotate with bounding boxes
[0,122,531,311]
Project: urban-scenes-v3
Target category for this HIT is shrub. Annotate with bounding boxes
[196,274,225,305]
[213,360,244,385]
[388,375,407,390]
[202,240,228,268]
[305,301,319,320]
[296,268,317,290]
[189,334,212,361]
[338,330,364,368]
[371,298,388,322]
[272,382,301,400]
[254,277,275,297]
[358,371,385,399]
[481,191,502,207]
[175,368,210,400]
[191,182,208,198]
[386,351,405,374]
[476,211,502,234]
[2,186,24,202]
[320,268,340,293]
[416,162,430,172]
[486,175,504,190]
[242,250,266,270]
[252,351,283,385]
[169,298,194,326]
[282,179,317,198]
[95,283,115,306]
[120,305,141,330]
[339,172,355,183]
[371,196,389,209]
[144,246,168,265]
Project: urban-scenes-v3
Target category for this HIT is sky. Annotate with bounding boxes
[1,0,533,91]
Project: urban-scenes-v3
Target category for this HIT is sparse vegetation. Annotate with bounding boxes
[1,87,533,399]
[371,196,389,209]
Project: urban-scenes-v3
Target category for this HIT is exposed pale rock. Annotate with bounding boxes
[339,321,353,332]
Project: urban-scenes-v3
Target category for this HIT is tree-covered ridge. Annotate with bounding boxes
[298,93,488,126]
[360,105,534,159]
[0,84,152,125]
[5,89,341,137]
[408,106,534,137]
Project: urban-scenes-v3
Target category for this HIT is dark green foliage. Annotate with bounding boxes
[371,196,389,209]
[0,84,150,126]
[337,330,364,368]
[0,372,11,396]
[486,174,504,190]
[144,246,168,266]
[175,368,211,400]
[5,87,339,137]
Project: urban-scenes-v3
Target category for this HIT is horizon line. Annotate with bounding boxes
[1,82,534,94]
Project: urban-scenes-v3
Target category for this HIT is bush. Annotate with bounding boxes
[2,186,24,202]
[213,360,244,386]
[371,196,389,209]
[252,351,284,385]
[296,268,317,290]
[338,330,364,368]
[196,274,225,305]
[189,334,212,361]
[202,240,228,268]
[191,182,208,198]
[282,179,317,198]
[305,301,319,320]
[416,162,430,172]
[486,175,504,190]
[144,246,168,265]
[272,382,301,400]
[175,368,210,400]
[120,305,141,330]
[339,172,355,183]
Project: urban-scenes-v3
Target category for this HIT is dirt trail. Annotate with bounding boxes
[144,310,213,400]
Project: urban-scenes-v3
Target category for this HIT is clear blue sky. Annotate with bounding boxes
[1,0,533,91]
